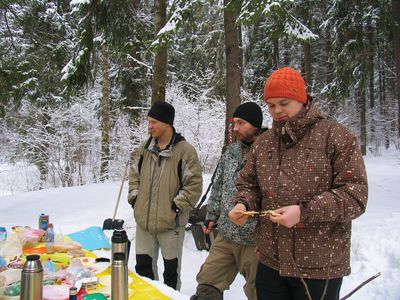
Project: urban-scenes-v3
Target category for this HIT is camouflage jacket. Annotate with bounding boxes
[206,142,257,245]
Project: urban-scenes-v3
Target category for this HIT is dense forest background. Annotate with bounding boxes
[0,0,399,192]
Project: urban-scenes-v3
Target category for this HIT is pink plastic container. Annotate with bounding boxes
[43,285,70,300]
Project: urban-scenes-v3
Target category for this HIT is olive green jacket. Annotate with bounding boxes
[128,131,202,234]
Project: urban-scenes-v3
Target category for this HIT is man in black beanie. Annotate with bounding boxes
[128,100,202,290]
[191,102,264,300]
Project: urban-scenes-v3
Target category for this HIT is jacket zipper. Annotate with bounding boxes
[146,154,158,230]
[281,125,296,260]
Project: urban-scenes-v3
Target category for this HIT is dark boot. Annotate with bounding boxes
[191,284,223,300]
[135,254,154,280]
[163,257,178,289]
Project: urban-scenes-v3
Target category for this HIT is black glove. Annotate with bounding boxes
[171,201,181,215]
[203,219,212,228]
[128,197,137,209]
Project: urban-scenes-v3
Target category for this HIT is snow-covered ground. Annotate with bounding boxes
[0,151,399,299]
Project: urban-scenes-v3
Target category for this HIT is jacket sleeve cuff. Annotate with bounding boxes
[234,199,250,211]
[205,212,218,221]
[299,201,310,222]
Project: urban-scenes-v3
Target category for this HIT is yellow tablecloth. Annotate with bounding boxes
[86,252,172,300]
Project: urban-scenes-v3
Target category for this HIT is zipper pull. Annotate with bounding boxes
[281,125,285,135]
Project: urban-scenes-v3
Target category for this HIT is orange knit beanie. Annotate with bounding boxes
[263,67,307,103]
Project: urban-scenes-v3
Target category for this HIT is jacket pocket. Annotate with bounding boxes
[293,223,350,269]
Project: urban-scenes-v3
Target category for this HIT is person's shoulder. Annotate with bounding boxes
[134,138,151,154]
[224,142,240,153]
[174,138,198,156]
[318,119,356,139]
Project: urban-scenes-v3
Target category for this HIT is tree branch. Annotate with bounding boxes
[340,272,381,300]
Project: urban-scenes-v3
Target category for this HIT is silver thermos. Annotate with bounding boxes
[111,229,129,263]
[20,254,43,300]
[111,252,128,300]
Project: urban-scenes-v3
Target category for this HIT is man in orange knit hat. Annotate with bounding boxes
[229,67,368,300]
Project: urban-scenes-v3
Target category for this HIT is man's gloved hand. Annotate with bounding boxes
[171,201,181,215]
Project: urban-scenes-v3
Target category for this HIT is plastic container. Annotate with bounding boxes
[42,285,69,300]
[45,224,54,243]
[82,292,107,300]
[39,213,49,231]
[0,269,22,285]
[0,227,7,242]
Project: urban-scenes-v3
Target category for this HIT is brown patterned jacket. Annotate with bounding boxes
[234,100,368,279]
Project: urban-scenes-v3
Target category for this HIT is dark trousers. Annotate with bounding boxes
[256,263,343,300]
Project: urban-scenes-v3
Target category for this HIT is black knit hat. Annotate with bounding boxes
[233,102,263,130]
[147,100,175,125]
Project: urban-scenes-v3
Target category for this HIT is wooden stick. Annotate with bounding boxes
[340,272,381,300]
[240,210,281,217]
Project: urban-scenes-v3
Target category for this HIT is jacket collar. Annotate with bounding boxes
[145,127,185,156]
[273,99,324,147]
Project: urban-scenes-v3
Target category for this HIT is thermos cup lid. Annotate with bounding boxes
[23,254,43,272]
[26,254,40,261]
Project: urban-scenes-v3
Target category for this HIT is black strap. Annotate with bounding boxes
[194,145,227,210]
[194,158,219,210]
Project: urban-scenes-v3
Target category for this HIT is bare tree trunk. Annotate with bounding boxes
[151,0,167,104]
[324,32,336,117]
[223,0,241,145]
[359,87,367,155]
[100,44,110,182]
[238,24,244,87]
[272,37,279,69]
[366,20,376,150]
[392,0,400,137]
[378,36,390,149]
[303,41,312,93]
[302,7,312,93]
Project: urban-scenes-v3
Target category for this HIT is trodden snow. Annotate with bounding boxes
[0,151,399,299]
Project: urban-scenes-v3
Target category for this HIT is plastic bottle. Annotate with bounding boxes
[45,223,54,243]
[69,286,77,300]
[20,254,43,300]
[45,258,55,273]
[0,226,7,241]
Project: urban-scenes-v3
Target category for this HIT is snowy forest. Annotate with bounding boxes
[0,0,399,193]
